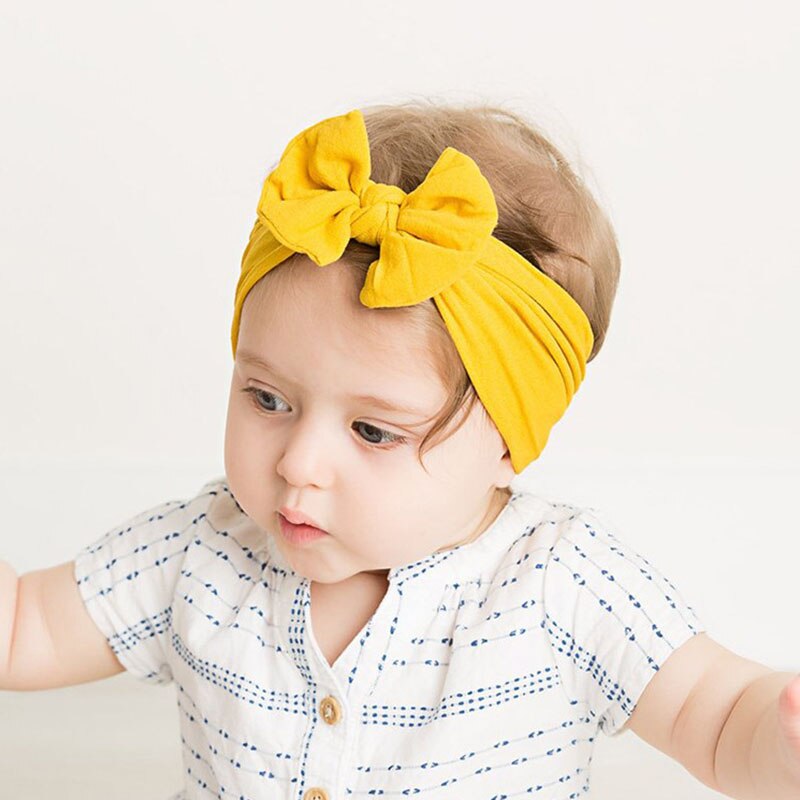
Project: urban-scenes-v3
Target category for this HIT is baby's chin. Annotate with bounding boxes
[277,543,389,585]
[273,538,351,582]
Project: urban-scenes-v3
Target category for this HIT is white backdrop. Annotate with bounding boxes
[0,1,798,798]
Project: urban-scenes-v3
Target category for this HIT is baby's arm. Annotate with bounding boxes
[623,631,799,799]
[0,559,124,691]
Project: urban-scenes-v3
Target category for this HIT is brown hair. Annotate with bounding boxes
[254,99,621,469]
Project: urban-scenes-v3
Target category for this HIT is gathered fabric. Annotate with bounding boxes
[231,109,594,472]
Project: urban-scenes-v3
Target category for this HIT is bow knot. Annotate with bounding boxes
[351,180,405,248]
[256,109,499,308]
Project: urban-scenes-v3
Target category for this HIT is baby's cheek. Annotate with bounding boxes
[223,429,258,501]
[222,425,241,482]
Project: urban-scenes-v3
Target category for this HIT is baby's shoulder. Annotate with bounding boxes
[503,489,674,607]
[184,476,269,558]
[494,490,625,582]
[102,475,268,579]
[506,489,607,551]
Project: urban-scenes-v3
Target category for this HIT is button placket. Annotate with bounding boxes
[296,581,354,799]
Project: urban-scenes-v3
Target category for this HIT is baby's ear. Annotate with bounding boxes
[496,447,516,489]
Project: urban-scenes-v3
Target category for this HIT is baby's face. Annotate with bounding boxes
[224,256,514,584]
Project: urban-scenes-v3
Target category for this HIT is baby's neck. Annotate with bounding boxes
[361,487,511,578]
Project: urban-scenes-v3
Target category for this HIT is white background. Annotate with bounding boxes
[0,1,798,797]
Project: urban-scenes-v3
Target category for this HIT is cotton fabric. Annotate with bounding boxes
[74,478,704,799]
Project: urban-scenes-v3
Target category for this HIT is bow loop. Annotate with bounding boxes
[360,146,499,307]
[256,110,371,266]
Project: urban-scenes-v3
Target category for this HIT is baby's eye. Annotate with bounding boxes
[243,387,289,413]
[352,421,405,448]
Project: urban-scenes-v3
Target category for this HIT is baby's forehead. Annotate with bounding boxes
[243,256,439,361]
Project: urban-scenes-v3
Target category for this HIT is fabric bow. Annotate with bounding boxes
[256,109,499,308]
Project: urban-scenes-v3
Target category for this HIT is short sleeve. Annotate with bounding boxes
[541,507,706,737]
[72,479,221,685]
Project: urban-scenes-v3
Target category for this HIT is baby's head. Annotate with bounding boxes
[224,101,620,583]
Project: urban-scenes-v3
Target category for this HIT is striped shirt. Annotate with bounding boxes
[74,477,704,799]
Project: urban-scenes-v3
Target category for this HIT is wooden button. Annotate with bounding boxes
[303,789,329,800]
[319,695,342,725]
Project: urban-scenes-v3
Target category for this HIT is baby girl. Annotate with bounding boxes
[2,102,798,800]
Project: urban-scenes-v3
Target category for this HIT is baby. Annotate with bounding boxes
[2,102,799,800]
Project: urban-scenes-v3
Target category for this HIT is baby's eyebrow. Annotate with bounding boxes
[236,349,436,421]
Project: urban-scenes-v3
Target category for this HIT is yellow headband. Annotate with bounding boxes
[231,109,594,473]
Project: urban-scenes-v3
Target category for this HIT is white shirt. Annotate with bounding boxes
[74,477,705,799]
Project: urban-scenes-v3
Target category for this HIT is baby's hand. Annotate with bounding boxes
[777,675,800,783]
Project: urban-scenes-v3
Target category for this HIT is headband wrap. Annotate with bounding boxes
[231,109,594,473]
